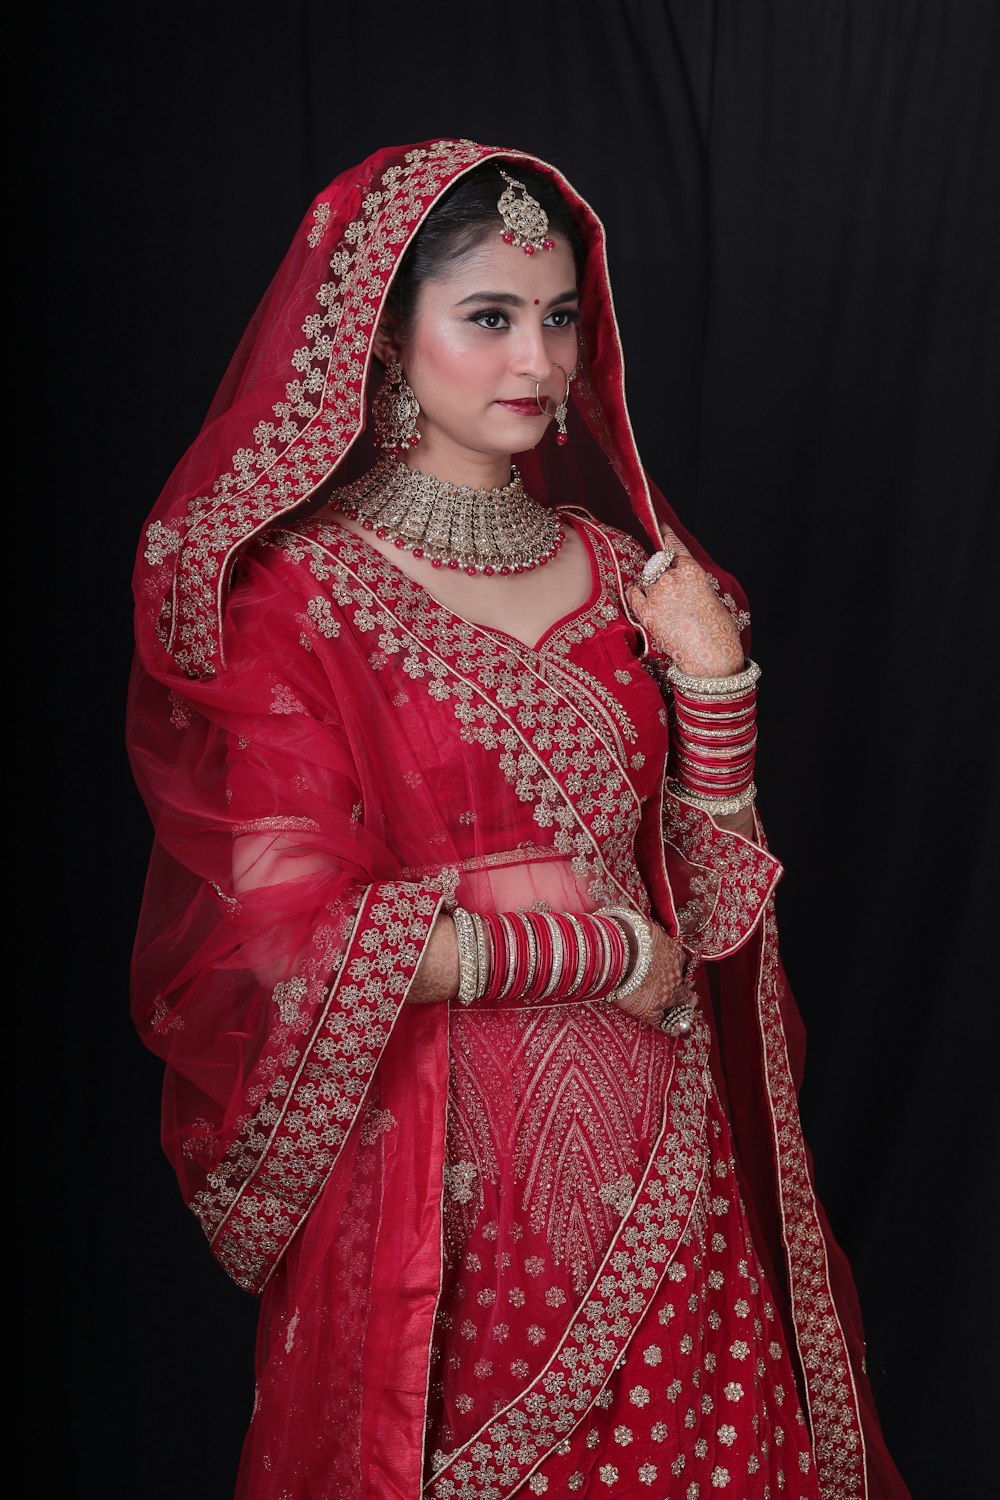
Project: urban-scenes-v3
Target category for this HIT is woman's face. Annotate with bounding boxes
[381,233,580,483]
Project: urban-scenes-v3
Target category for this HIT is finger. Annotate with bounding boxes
[657,523,693,558]
[627,585,648,614]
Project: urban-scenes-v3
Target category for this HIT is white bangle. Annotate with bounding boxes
[672,781,757,817]
[536,913,566,1000]
[596,907,654,1001]
[470,911,490,1001]
[666,659,761,698]
[452,906,479,1004]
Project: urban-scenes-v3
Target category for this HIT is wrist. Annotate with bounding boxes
[595,907,654,1001]
[452,908,635,1008]
[409,913,460,1003]
[667,660,760,816]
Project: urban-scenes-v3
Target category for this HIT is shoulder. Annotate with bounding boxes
[230,517,358,603]
[221,518,365,667]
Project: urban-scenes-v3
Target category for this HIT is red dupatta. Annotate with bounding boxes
[128,140,904,1499]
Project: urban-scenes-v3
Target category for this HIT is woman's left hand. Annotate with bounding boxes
[627,526,744,677]
[612,922,693,1030]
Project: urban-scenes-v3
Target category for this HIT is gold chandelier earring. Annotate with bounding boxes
[373,355,421,452]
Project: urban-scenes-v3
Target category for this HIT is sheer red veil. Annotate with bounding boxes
[128,140,905,1498]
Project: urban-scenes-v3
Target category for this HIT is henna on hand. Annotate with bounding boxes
[612,922,693,1030]
[629,526,744,677]
[409,913,460,1003]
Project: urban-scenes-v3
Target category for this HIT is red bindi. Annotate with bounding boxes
[534,298,540,305]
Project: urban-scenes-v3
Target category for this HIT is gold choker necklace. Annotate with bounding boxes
[334,458,564,576]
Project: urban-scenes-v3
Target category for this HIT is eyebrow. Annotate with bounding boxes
[455,289,579,309]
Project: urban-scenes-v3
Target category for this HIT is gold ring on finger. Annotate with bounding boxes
[659,1001,695,1037]
[641,548,677,588]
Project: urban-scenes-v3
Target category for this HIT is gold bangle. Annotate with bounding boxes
[672,702,757,723]
[672,719,756,739]
[666,659,761,698]
[672,781,757,816]
[672,735,758,760]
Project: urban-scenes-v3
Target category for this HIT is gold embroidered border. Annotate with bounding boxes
[757,901,868,1498]
[276,524,647,915]
[162,142,486,676]
[195,878,442,1293]
[658,780,783,957]
[425,1023,710,1498]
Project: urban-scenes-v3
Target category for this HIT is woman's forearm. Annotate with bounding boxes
[710,805,758,841]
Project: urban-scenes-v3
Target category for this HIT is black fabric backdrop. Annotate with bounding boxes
[39,2,996,1495]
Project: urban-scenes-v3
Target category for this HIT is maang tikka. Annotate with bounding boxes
[373,355,422,451]
[497,170,555,255]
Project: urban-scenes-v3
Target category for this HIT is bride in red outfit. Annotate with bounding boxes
[128,141,908,1498]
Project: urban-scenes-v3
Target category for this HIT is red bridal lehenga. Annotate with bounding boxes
[127,140,909,1499]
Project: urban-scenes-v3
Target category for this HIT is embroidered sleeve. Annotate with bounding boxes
[658,789,782,959]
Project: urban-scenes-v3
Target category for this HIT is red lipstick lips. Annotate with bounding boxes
[496,398,544,414]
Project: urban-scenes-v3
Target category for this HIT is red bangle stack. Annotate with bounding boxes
[666,660,761,816]
[470,909,632,1006]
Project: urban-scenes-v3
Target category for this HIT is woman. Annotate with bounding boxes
[128,140,908,1498]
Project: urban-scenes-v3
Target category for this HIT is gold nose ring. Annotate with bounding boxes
[535,364,576,444]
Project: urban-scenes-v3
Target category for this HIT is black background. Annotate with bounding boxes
[41,2,997,1495]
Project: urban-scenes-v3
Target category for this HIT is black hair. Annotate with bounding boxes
[383,162,586,334]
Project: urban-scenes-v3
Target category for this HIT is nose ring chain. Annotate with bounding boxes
[536,363,576,446]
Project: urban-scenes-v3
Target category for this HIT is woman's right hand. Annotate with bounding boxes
[627,526,745,678]
[613,922,694,1029]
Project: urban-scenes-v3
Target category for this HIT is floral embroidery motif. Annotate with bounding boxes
[444,1160,479,1205]
[168,690,192,729]
[599,1173,637,1217]
[305,596,342,638]
[271,975,308,1025]
[269,523,649,914]
[143,519,181,566]
[269,682,308,715]
[359,1104,397,1145]
[307,201,331,247]
[427,1024,710,1498]
[190,880,441,1292]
